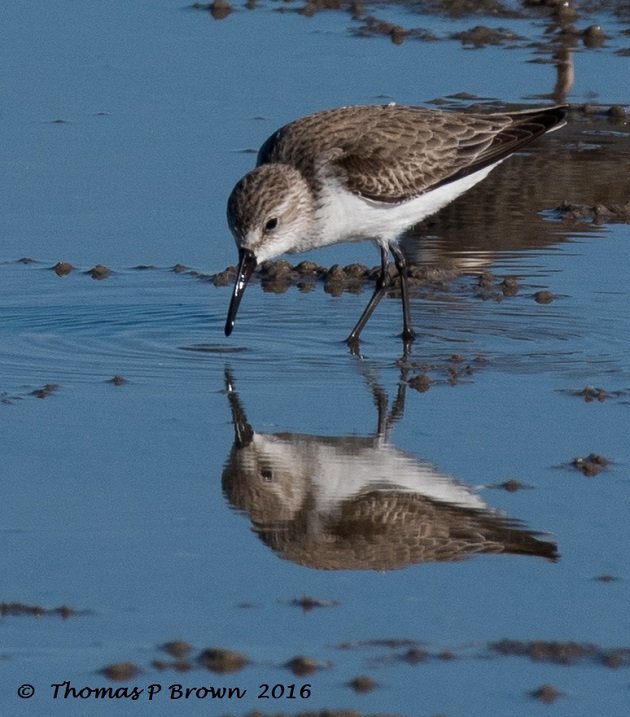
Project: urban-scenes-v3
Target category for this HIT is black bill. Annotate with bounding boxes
[224,248,257,336]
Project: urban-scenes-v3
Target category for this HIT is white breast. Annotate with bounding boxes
[313,160,503,248]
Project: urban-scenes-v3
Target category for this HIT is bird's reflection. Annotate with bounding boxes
[221,368,557,571]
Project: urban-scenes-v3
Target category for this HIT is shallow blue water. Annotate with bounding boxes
[2,1,630,716]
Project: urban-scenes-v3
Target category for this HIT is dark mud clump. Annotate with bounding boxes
[490,639,630,667]
[352,16,438,44]
[51,261,73,276]
[408,373,431,393]
[496,479,526,492]
[571,453,609,477]
[606,104,627,119]
[571,385,618,402]
[500,275,519,296]
[198,647,247,673]
[0,601,76,618]
[553,200,630,224]
[492,639,591,664]
[190,1,232,20]
[3,384,60,404]
[161,640,193,658]
[30,383,58,399]
[474,272,521,301]
[402,647,429,664]
[108,375,127,386]
[153,642,194,672]
[594,574,619,583]
[451,25,524,47]
[533,290,554,304]
[285,655,325,676]
[348,675,377,693]
[290,594,339,612]
[210,0,232,20]
[530,683,561,704]
[209,258,454,296]
[101,662,141,681]
[400,353,482,389]
[171,263,191,274]
[86,264,112,280]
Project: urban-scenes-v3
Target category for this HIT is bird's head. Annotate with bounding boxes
[224,164,314,336]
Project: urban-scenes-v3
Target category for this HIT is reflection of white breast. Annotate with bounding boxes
[251,433,486,514]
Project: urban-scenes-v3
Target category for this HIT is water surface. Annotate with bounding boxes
[2,1,630,716]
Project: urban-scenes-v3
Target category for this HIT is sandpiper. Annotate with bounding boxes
[224,103,567,345]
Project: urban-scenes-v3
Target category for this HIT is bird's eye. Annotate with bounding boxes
[264,217,278,232]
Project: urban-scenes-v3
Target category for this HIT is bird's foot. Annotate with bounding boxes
[346,335,364,357]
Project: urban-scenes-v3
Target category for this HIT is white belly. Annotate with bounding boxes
[313,160,503,249]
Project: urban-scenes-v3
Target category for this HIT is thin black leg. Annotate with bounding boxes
[346,246,390,347]
[389,242,416,343]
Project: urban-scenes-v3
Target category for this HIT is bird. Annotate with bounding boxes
[224,102,567,346]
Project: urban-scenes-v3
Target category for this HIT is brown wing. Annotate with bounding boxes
[257,104,567,204]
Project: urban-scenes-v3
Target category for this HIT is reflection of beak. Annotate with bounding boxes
[224,367,254,446]
[224,248,257,337]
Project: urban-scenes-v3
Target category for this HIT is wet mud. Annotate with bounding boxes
[0,601,77,618]
[198,647,248,673]
[95,631,630,698]
[290,595,340,611]
[193,0,630,61]
[569,452,610,477]
[490,638,630,667]
[530,683,561,704]
[100,662,141,681]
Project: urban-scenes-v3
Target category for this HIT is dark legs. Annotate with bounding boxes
[345,243,416,348]
[346,246,389,346]
[389,243,416,343]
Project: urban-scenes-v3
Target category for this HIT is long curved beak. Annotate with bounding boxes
[224,248,257,336]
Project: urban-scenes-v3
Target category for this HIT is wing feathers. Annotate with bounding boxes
[257,104,567,204]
